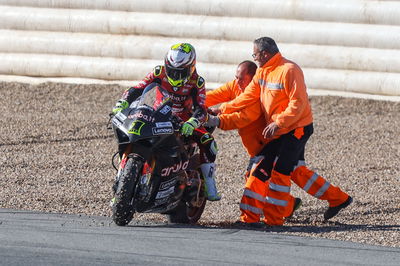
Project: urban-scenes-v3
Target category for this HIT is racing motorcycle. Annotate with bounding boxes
[109,83,207,226]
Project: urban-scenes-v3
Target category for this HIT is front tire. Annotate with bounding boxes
[112,157,142,226]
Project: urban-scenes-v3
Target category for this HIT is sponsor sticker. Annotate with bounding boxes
[112,118,123,127]
[152,127,173,135]
[155,186,175,199]
[154,197,169,205]
[160,178,177,190]
[156,122,173,127]
[128,111,155,122]
[115,112,127,120]
[159,105,172,115]
[160,160,189,176]
[128,120,145,135]
[172,107,184,113]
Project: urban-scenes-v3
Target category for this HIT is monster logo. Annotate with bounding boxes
[171,43,193,54]
[128,120,145,135]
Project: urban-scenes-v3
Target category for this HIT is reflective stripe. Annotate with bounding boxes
[298,160,306,166]
[250,155,264,165]
[247,155,264,172]
[315,181,331,198]
[273,156,279,165]
[293,160,306,171]
[259,79,267,87]
[240,203,263,214]
[269,182,290,193]
[266,196,288,207]
[267,83,284,90]
[303,173,319,192]
[243,189,266,202]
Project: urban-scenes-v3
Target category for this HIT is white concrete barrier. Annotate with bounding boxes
[0,53,236,84]
[2,30,400,73]
[2,0,400,25]
[0,1,399,96]
[2,52,399,96]
[1,6,400,49]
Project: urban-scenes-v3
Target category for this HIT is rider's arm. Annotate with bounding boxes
[122,66,163,104]
[191,76,208,124]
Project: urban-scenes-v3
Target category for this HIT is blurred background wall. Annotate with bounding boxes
[0,0,399,96]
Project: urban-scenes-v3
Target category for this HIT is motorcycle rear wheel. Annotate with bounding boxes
[168,196,206,224]
[168,154,206,224]
[112,157,141,226]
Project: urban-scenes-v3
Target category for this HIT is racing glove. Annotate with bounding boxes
[180,117,200,136]
[112,100,129,115]
[204,114,220,128]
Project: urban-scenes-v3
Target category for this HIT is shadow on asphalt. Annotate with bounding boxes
[125,220,400,234]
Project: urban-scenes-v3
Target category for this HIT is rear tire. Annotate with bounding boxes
[168,152,206,224]
[112,157,141,226]
[167,197,206,224]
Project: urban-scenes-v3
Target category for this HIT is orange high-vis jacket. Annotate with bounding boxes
[220,53,313,136]
[206,80,267,157]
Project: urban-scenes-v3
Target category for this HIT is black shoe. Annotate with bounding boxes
[324,196,353,220]
[287,198,302,218]
[233,220,265,228]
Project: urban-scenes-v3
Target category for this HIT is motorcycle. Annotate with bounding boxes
[110,83,207,226]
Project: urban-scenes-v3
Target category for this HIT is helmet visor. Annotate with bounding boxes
[166,66,190,82]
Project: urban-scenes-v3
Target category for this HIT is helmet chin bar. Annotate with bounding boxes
[167,76,186,87]
[166,65,192,87]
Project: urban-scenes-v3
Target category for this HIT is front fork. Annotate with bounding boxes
[114,145,143,191]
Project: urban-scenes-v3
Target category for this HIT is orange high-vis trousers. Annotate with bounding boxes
[263,170,292,225]
[291,163,349,208]
[240,161,349,224]
[262,165,350,225]
[240,124,350,225]
[239,174,296,223]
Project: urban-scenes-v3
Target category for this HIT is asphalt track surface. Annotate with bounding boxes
[1,209,399,266]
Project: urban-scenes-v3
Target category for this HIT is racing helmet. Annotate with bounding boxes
[164,43,196,87]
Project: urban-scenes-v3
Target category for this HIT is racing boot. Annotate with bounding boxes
[200,163,221,201]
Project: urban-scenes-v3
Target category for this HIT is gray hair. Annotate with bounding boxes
[254,37,279,55]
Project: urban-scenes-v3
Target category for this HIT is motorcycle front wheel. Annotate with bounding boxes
[112,156,142,226]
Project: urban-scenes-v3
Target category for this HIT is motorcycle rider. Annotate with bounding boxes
[112,43,221,201]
